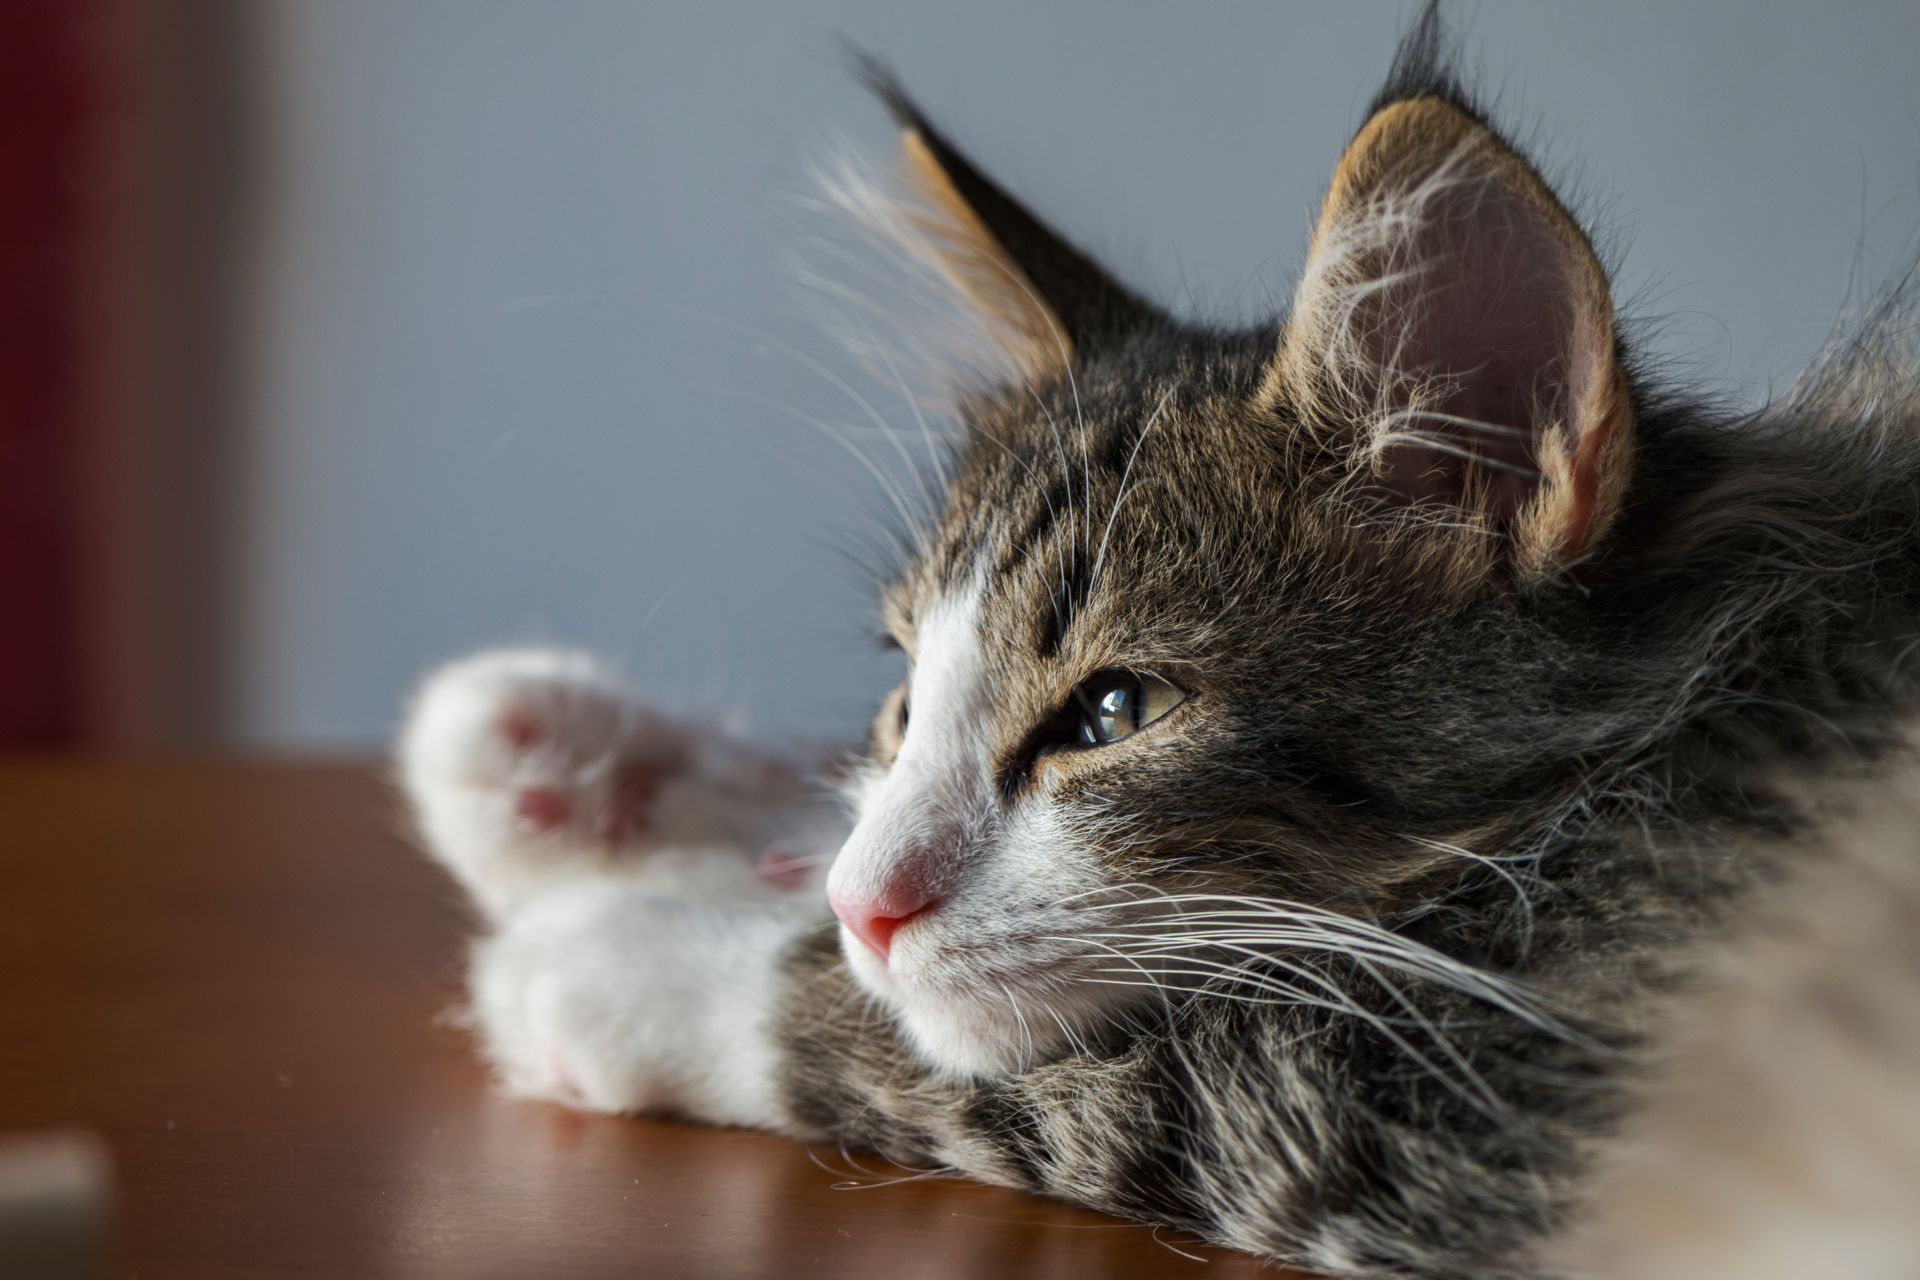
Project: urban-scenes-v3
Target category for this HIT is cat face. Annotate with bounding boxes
[824,69,1638,1076]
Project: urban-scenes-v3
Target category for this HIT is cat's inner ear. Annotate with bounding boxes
[859,73,1163,384]
[1276,96,1632,578]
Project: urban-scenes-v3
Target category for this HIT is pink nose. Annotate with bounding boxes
[829,887,935,962]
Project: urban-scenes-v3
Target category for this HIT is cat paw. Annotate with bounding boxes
[470,882,795,1127]
[399,646,848,922]
[399,648,694,920]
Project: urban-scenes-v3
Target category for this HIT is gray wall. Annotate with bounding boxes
[245,0,1920,748]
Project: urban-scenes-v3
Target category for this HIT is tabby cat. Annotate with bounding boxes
[399,10,1920,1276]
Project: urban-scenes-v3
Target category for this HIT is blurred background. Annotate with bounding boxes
[4,0,1918,753]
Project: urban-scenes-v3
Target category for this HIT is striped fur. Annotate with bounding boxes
[398,8,1920,1275]
[773,8,1920,1275]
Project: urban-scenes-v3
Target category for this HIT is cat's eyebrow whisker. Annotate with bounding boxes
[1069,363,1091,576]
[1090,383,1181,599]
[970,420,1069,633]
[1000,269,1095,579]
[1106,477,1226,598]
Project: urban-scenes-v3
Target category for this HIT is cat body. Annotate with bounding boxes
[399,12,1920,1276]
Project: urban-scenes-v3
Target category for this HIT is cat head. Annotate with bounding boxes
[823,18,1640,1076]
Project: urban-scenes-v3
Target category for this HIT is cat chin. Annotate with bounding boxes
[840,920,1149,1077]
[887,987,1073,1078]
[867,992,1050,1077]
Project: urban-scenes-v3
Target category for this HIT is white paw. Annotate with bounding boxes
[470,880,798,1129]
[398,648,670,918]
[398,647,847,922]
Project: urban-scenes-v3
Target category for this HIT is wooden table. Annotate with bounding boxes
[0,759,1289,1278]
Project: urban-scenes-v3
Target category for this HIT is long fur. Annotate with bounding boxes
[398,7,1920,1276]
[774,11,1920,1275]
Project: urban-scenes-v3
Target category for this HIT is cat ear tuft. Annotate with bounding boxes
[1275,92,1632,583]
[843,59,1162,383]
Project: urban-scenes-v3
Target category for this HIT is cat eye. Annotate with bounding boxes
[1070,671,1185,745]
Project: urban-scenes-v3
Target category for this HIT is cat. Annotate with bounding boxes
[398,8,1920,1277]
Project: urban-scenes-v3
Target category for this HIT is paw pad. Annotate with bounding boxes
[514,787,573,832]
[500,711,544,750]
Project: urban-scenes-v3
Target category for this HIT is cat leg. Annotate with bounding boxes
[470,875,811,1129]
[399,647,847,922]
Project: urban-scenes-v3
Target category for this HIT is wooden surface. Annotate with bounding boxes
[0,759,1291,1278]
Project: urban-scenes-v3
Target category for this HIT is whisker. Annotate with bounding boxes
[866,322,954,492]
[996,979,1037,1065]
[1405,834,1542,960]
[1106,478,1226,597]
[739,392,925,544]
[1032,883,1610,1122]
[972,420,1069,636]
[1090,383,1181,598]
[753,333,935,514]
[1070,947,1522,1125]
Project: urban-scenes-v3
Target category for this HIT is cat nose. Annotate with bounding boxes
[829,885,935,962]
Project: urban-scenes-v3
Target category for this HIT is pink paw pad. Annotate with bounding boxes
[514,787,572,831]
[500,711,544,750]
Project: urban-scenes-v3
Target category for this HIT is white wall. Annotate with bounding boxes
[246,0,1920,748]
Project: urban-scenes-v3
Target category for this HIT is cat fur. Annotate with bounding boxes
[398,9,1920,1276]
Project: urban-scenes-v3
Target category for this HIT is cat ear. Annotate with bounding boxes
[856,66,1163,382]
[1275,92,1632,582]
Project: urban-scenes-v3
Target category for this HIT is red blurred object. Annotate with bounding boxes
[0,1,254,750]
[0,0,110,746]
